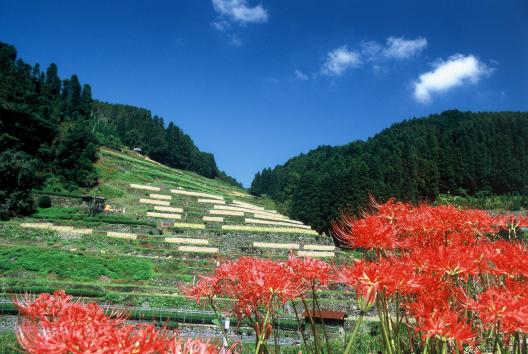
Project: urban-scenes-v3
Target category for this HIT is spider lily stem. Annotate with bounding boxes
[255,297,273,354]
[291,300,309,352]
[376,297,393,354]
[302,295,321,353]
[343,313,363,354]
[441,339,447,354]
[422,337,430,354]
[210,298,231,348]
[312,284,331,354]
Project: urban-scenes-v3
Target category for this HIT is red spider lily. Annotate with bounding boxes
[167,337,236,354]
[185,257,302,320]
[332,210,400,251]
[338,260,383,310]
[285,252,334,291]
[406,277,469,324]
[16,302,160,353]
[414,308,475,350]
[15,291,234,354]
[493,213,528,239]
[381,259,423,297]
[483,240,528,278]
[338,258,420,312]
[14,290,72,319]
[408,245,481,281]
[333,200,504,252]
[181,275,221,305]
[468,281,528,334]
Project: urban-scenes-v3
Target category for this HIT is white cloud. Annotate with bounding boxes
[294,69,309,80]
[360,36,427,61]
[322,46,361,76]
[383,37,427,59]
[413,54,491,103]
[212,0,268,24]
[316,36,426,79]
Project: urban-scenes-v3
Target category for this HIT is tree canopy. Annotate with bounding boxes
[250,110,528,232]
[0,41,98,218]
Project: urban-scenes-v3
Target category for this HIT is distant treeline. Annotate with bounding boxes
[0,41,238,219]
[91,101,240,186]
[250,110,528,232]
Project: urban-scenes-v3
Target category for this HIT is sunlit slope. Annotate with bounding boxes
[0,147,344,315]
[9,147,336,262]
[92,148,321,237]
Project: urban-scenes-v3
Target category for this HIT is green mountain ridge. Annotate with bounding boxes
[250,110,528,232]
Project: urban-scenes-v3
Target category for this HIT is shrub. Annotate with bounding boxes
[37,195,52,208]
[0,150,38,219]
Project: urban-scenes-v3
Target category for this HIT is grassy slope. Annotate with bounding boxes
[0,148,345,313]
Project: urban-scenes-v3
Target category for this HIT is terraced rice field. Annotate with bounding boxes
[0,148,351,344]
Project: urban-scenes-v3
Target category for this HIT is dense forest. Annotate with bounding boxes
[0,41,98,218]
[251,111,528,232]
[0,41,237,219]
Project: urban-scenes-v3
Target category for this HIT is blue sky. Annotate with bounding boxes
[1,0,527,186]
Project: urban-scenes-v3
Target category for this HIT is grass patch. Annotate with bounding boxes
[0,332,20,353]
[0,246,153,282]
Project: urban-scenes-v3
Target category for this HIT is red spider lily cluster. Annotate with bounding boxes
[183,255,336,353]
[14,200,528,353]
[183,257,304,321]
[333,200,528,353]
[14,290,234,354]
[181,201,527,353]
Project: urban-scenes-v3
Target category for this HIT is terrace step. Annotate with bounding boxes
[154,206,184,213]
[149,193,172,200]
[139,198,170,206]
[130,184,160,192]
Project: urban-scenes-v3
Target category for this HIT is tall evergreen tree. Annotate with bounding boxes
[80,84,92,116]
[69,74,82,114]
[45,63,61,99]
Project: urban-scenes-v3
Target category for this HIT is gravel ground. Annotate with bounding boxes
[0,316,17,333]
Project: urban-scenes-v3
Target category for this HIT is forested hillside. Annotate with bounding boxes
[91,101,239,185]
[0,41,237,219]
[251,110,528,232]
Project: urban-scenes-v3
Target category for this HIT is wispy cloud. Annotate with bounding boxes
[361,36,428,61]
[294,69,309,80]
[383,37,428,59]
[322,46,361,76]
[211,0,268,45]
[212,0,268,24]
[413,54,492,103]
[229,34,243,46]
[319,36,427,77]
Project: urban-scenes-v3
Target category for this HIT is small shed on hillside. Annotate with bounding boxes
[303,310,347,326]
[81,195,106,216]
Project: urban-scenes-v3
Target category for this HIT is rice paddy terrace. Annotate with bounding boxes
[0,147,355,343]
